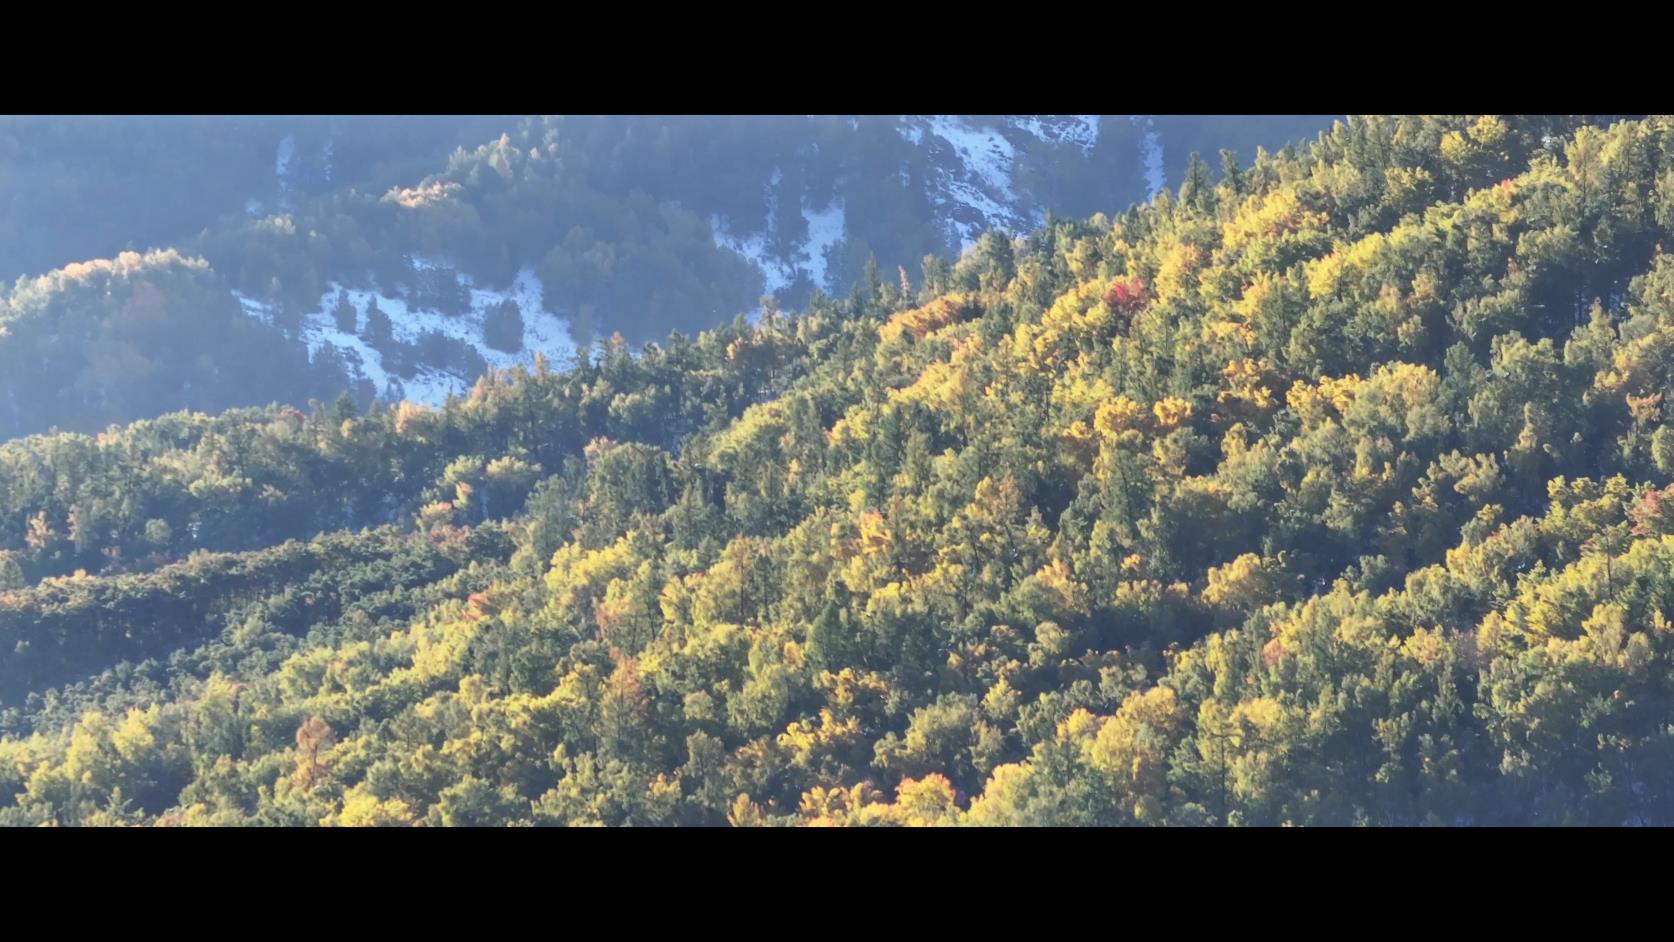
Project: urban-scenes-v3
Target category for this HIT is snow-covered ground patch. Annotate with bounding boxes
[926,115,1017,203]
[236,293,274,325]
[714,215,790,296]
[1015,115,1100,152]
[236,263,575,407]
[802,200,846,292]
[714,162,850,300]
[716,196,848,299]
[714,115,1155,302]
[310,320,397,396]
[915,115,1029,251]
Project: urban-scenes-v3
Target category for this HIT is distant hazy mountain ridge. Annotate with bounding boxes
[0,115,1335,436]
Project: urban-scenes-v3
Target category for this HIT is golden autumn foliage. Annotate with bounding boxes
[878,294,975,343]
[9,116,1674,827]
[1286,373,1362,426]
[1151,396,1194,430]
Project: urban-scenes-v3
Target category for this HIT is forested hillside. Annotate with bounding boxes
[5,114,1672,826]
[0,116,518,284]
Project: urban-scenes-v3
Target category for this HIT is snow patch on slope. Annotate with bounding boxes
[313,320,397,397]
[709,115,1162,301]
[715,198,848,298]
[236,263,574,408]
[237,293,274,325]
[901,115,1102,252]
[716,116,1116,295]
[926,115,1018,206]
[714,164,849,298]
[906,115,1034,252]
[802,200,846,292]
[1016,115,1100,151]
[713,215,789,296]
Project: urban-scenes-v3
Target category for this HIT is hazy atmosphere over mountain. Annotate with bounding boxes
[0,115,1334,437]
[6,114,1671,828]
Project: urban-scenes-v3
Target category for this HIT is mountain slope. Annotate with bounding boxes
[1,116,1335,438]
[14,115,1669,826]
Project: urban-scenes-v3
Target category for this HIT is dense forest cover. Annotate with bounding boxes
[4,114,1672,826]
